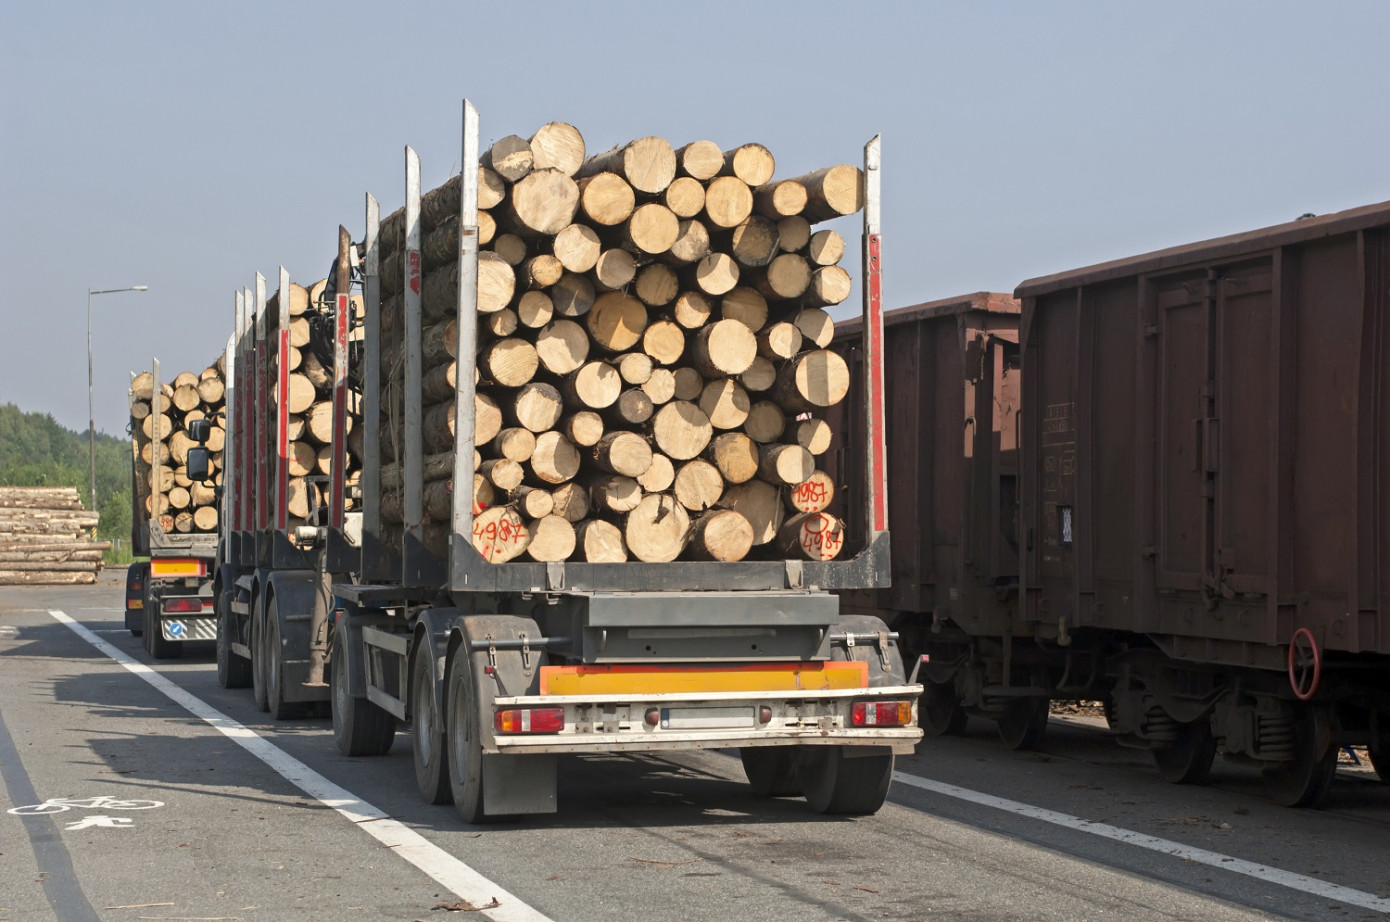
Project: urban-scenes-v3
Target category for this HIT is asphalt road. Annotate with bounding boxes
[2,576,1388,922]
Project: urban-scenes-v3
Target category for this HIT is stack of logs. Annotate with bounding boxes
[259,280,364,524]
[130,363,225,533]
[378,124,859,564]
[0,487,109,585]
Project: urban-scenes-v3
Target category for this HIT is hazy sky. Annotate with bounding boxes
[4,2,1388,438]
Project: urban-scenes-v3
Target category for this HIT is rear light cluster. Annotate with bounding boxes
[851,700,913,727]
[162,598,206,614]
[494,707,565,734]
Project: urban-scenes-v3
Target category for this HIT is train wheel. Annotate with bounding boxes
[1152,715,1217,784]
[741,747,802,797]
[1262,706,1337,807]
[800,746,895,815]
[1368,744,1390,783]
[997,697,1049,751]
[921,680,968,736]
[330,632,395,757]
[412,645,452,804]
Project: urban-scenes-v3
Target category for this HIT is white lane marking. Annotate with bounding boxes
[49,610,553,922]
[893,772,1390,915]
[65,816,133,830]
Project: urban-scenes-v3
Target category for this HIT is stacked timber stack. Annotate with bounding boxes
[378,123,861,565]
[130,362,226,534]
[0,487,109,585]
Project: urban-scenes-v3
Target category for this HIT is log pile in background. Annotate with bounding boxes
[0,487,109,585]
[130,361,225,534]
[377,124,860,564]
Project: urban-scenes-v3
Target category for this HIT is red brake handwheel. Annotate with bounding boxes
[1288,628,1321,702]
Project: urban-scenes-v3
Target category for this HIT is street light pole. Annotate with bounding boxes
[88,285,149,514]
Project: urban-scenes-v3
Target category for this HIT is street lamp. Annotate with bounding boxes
[88,285,149,514]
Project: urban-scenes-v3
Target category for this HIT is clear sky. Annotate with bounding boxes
[3,1,1388,438]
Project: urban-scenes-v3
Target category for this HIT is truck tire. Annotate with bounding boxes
[330,632,395,756]
[412,644,453,804]
[740,747,802,797]
[445,644,489,823]
[146,597,182,660]
[251,597,269,712]
[265,596,306,720]
[800,746,895,815]
[216,593,251,689]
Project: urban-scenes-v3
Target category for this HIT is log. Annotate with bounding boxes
[424,214,463,269]
[501,169,580,237]
[576,172,635,226]
[590,475,643,514]
[728,216,779,268]
[289,316,311,348]
[480,459,525,491]
[675,140,723,180]
[687,509,754,562]
[472,505,531,563]
[795,418,834,455]
[287,440,318,477]
[671,291,712,329]
[193,506,218,531]
[552,223,601,273]
[793,164,864,223]
[635,452,675,493]
[744,401,787,443]
[594,431,653,478]
[756,253,812,300]
[494,427,538,463]
[777,215,811,253]
[664,176,706,218]
[492,232,528,265]
[699,378,751,430]
[535,319,590,375]
[741,356,776,393]
[587,293,647,353]
[142,413,173,440]
[760,443,815,486]
[529,431,581,484]
[757,321,803,361]
[774,350,851,412]
[641,320,685,366]
[131,372,155,401]
[692,252,739,296]
[807,229,846,266]
[720,479,783,546]
[809,265,852,306]
[794,308,835,348]
[197,375,225,404]
[141,440,170,466]
[592,249,637,291]
[300,350,331,390]
[754,180,808,219]
[0,549,106,563]
[0,571,97,585]
[776,511,845,561]
[578,137,676,195]
[622,203,680,255]
[521,254,564,290]
[423,259,515,317]
[562,362,621,410]
[513,383,564,433]
[382,451,458,489]
[524,514,576,562]
[480,337,539,387]
[529,122,586,176]
[641,368,676,406]
[788,470,835,514]
[517,291,554,329]
[487,135,533,182]
[306,401,352,444]
[0,559,104,572]
[615,352,654,385]
[486,308,519,338]
[562,410,605,448]
[129,399,151,421]
[634,264,679,307]
[575,519,627,562]
[720,287,767,331]
[421,319,458,364]
[722,143,776,186]
[706,432,759,484]
[611,388,655,426]
[672,367,705,401]
[665,219,711,266]
[650,400,712,461]
[623,493,690,563]
[551,272,596,318]
[168,486,191,510]
[550,482,589,523]
[691,319,757,377]
[703,176,753,229]
[513,486,554,519]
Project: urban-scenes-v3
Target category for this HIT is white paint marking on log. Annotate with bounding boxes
[48,609,555,922]
[891,771,1390,915]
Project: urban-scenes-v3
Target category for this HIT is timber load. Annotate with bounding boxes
[0,486,109,585]
[378,124,860,564]
[129,360,227,535]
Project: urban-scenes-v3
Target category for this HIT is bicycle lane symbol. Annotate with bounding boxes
[8,795,163,830]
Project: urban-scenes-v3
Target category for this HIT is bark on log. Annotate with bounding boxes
[623,493,690,563]
[776,511,845,561]
[706,432,759,484]
[575,519,627,562]
[576,173,635,227]
[687,509,754,562]
[650,400,712,460]
[578,137,676,195]
[691,319,757,377]
[529,122,586,176]
[703,176,754,229]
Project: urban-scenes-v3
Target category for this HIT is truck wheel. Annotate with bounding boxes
[740,747,802,797]
[412,645,453,804]
[146,600,181,660]
[1152,715,1217,785]
[216,593,251,689]
[330,632,395,756]
[800,746,895,815]
[251,599,269,712]
[446,646,490,823]
[265,596,305,720]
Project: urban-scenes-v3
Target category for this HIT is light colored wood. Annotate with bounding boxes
[551,272,596,318]
[807,229,846,266]
[287,477,313,519]
[476,392,504,445]
[562,410,604,447]
[513,383,564,433]
[757,321,803,361]
[172,384,200,412]
[503,168,580,237]
[760,443,814,486]
[794,308,835,348]
[274,374,316,415]
[130,398,151,421]
[650,400,712,460]
[197,375,225,404]
[691,319,757,377]
[664,176,706,218]
[306,400,352,444]
[315,443,338,475]
[287,440,318,477]
[754,179,807,219]
[563,361,622,409]
[742,356,776,393]
[535,319,589,375]
[529,122,586,176]
[517,291,554,329]
[722,143,775,186]
[550,481,589,523]
[579,136,676,195]
[641,368,676,405]
[0,571,97,585]
[576,519,627,562]
[552,223,601,273]
[623,493,690,563]
[592,249,637,291]
[793,164,864,223]
[473,473,495,515]
[479,166,506,209]
[671,291,712,329]
[623,202,680,255]
[131,372,155,401]
[422,319,458,364]
[611,388,655,426]
[487,135,534,182]
[777,511,845,561]
[481,458,525,491]
[636,452,675,493]
[634,264,679,307]
[688,509,754,562]
[615,352,654,385]
[795,418,834,455]
[491,233,528,265]
[587,292,647,352]
[524,514,576,562]
[530,430,581,484]
[756,253,812,300]
[675,140,723,180]
[641,320,685,366]
[382,451,454,489]
[590,474,643,514]
[521,254,564,289]
[472,505,531,563]
[706,432,759,484]
[703,176,753,229]
[776,215,811,253]
[576,172,635,226]
[481,337,539,387]
[289,315,311,348]
[301,350,331,390]
[168,430,194,464]
[787,470,835,514]
[692,252,739,295]
[665,219,710,266]
[672,367,704,401]
[810,265,852,306]
[494,427,538,463]
[720,287,767,331]
[286,414,306,441]
[595,430,653,477]
[720,479,783,546]
[699,378,751,430]
[141,440,170,465]
[486,308,519,338]
[167,485,191,510]
[744,401,786,443]
[513,486,554,519]
[728,216,779,268]
[774,349,851,412]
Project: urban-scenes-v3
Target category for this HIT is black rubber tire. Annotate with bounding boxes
[921,679,968,736]
[412,645,453,804]
[1368,744,1390,783]
[800,746,895,815]
[216,592,251,689]
[1263,707,1338,807]
[1152,715,1217,785]
[740,747,802,797]
[251,597,269,712]
[330,632,396,756]
[146,597,181,660]
[265,597,305,720]
[446,646,493,824]
[997,697,1049,751]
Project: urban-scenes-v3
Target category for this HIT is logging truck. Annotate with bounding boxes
[125,361,222,658]
[205,100,921,819]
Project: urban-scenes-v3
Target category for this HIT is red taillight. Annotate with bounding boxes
[494,707,565,734]
[851,700,913,728]
[163,598,204,613]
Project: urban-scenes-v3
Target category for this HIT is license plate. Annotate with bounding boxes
[659,707,757,730]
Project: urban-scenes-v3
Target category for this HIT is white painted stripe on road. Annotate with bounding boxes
[893,772,1390,915]
[48,610,554,922]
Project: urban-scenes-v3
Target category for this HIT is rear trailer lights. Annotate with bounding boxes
[851,700,913,728]
[163,598,204,614]
[494,707,565,734]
